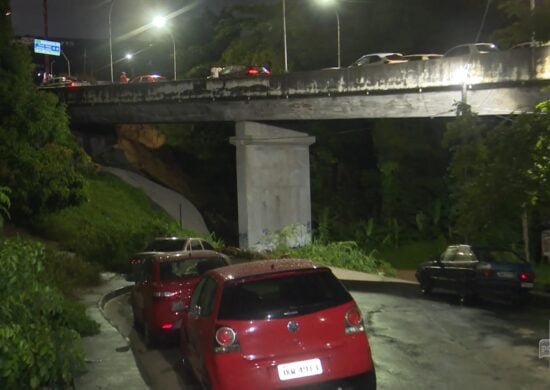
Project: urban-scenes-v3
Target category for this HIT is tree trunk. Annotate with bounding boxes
[522,208,530,263]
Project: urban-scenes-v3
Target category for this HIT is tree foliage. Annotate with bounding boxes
[0,238,92,388]
[444,102,550,249]
[492,0,550,47]
[0,1,90,223]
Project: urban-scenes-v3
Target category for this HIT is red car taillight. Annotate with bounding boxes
[520,272,534,281]
[345,306,365,335]
[214,326,240,353]
[247,68,259,75]
[482,270,493,278]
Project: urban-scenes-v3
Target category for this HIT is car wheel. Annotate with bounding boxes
[458,291,477,306]
[132,310,143,332]
[420,281,432,295]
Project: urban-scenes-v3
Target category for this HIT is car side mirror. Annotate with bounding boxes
[431,256,441,263]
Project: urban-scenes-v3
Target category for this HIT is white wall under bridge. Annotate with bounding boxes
[52,46,550,124]
[230,122,315,251]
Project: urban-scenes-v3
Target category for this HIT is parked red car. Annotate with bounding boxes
[130,250,231,347]
[180,259,376,389]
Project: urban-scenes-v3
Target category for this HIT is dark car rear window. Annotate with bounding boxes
[145,239,186,252]
[218,270,352,320]
[159,257,228,280]
[473,249,525,264]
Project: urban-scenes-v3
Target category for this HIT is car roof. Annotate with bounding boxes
[140,249,227,263]
[358,52,403,58]
[404,53,442,58]
[444,43,498,54]
[206,258,327,282]
[150,236,198,241]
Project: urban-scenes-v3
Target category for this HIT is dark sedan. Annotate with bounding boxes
[416,244,535,305]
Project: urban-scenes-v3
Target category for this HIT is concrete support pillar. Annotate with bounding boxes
[230,122,315,251]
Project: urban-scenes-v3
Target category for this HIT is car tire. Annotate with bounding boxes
[420,281,433,295]
[132,309,143,332]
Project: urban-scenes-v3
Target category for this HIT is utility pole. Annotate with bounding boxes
[530,0,536,45]
[43,0,49,81]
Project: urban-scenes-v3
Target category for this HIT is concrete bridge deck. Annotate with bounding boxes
[50,46,550,124]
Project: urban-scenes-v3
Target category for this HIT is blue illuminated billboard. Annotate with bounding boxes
[34,39,61,56]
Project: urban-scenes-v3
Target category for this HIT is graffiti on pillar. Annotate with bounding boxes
[252,223,312,252]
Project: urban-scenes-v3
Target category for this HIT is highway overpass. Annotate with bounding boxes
[52,46,550,124]
[49,47,550,250]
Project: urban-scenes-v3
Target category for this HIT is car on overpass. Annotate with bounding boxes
[210,65,271,79]
[180,259,376,389]
[349,52,407,66]
[129,74,168,83]
[444,43,499,57]
[403,53,443,61]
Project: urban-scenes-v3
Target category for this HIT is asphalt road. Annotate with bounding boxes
[104,281,550,389]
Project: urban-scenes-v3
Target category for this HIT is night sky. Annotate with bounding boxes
[11,0,272,40]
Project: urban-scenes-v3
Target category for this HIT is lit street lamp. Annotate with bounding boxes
[153,15,177,80]
[317,0,341,68]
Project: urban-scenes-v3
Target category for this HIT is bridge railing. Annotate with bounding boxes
[52,46,549,105]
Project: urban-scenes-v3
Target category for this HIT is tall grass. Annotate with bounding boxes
[375,236,448,270]
[272,241,396,276]
[32,171,212,272]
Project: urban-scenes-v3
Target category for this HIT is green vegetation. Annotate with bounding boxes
[535,264,550,291]
[0,238,97,389]
[278,241,395,277]
[32,171,215,273]
[376,237,449,270]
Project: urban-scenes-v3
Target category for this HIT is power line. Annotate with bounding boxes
[474,0,492,43]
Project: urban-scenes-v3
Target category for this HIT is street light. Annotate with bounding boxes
[61,50,71,77]
[153,15,177,80]
[282,0,288,72]
[108,0,117,83]
[317,0,341,68]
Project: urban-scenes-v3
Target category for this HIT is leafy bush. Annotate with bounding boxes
[0,237,95,388]
[32,172,213,272]
[272,240,395,276]
[376,236,448,270]
[0,14,90,224]
[42,248,102,299]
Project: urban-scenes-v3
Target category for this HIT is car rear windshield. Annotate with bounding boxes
[218,269,352,320]
[474,249,524,264]
[159,257,228,280]
[145,239,186,252]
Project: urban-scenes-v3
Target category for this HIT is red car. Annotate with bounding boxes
[130,250,230,347]
[129,74,168,83]
[180,259,376,389]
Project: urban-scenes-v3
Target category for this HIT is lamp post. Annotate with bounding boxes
[317,0,341,68]
[61,51,71,77]
[108,0,117,83]
[282,0,288,72]
[153,15,177,80]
